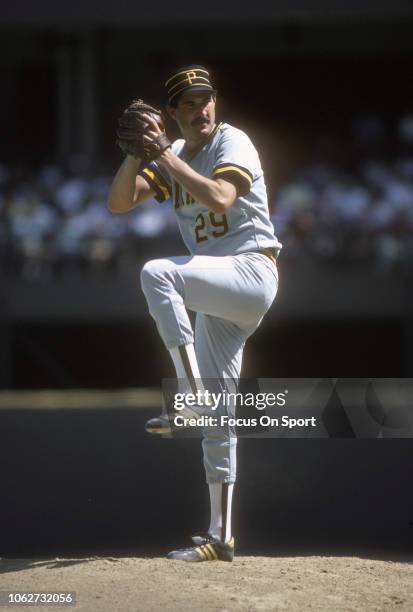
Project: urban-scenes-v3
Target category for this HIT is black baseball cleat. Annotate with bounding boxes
[167,534,235,562]
[190,531,214,546]
[145,414,174,435]
[145,403,211,435]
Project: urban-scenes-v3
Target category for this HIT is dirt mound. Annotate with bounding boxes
[1,555,412,611]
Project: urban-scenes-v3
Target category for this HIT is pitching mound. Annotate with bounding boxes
[1,555,412,611]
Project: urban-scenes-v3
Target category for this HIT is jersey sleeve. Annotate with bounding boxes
[211,128,258,197]
[139,161,172,203]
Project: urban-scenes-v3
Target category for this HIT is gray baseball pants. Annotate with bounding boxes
[140,251,278,484]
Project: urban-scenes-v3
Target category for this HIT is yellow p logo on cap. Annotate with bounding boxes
[186,71,197,84]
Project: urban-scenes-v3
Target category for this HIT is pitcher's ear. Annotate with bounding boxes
[167,105,176,121]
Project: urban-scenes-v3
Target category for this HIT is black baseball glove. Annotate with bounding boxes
[116,99,171,161]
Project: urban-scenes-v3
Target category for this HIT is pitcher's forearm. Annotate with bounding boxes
[108,155,142,213]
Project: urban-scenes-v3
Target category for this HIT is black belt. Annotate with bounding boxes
[255,247,278,265]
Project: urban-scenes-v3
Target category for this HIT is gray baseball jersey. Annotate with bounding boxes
[140,122,282,256]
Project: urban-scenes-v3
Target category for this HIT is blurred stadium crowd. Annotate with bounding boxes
[274,157,413,272]
[1,118,413,281]
[0,157,177,281]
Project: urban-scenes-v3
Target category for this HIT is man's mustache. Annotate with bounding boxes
[191,117,209,126]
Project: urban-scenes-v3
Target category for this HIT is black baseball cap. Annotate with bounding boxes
[165,65,217,105]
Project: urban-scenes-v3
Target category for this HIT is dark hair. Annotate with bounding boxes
[168,95,180,109]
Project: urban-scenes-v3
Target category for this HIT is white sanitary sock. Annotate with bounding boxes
[208,483,234,542]
[169,344,205,396]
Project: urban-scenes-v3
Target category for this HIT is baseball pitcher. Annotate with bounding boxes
[108,65,282,562]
